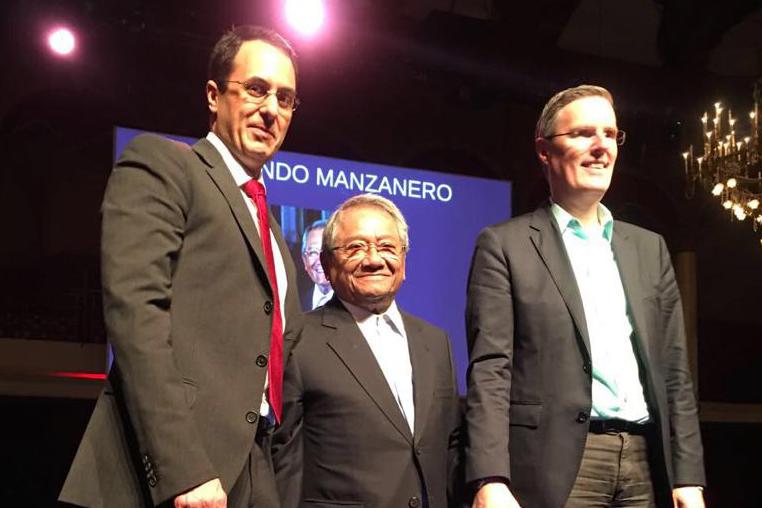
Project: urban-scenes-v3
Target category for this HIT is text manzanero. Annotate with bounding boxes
[263,161,453,202]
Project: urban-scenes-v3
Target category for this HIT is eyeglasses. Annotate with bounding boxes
[303,249,320,259]
[331,240,405,260]
[225,78,300,111]
[545,128,626,146]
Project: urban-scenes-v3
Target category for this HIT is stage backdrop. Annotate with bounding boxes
[115,127,512,392]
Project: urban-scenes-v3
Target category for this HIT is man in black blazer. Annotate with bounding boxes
[273,194,462,508]
[298,219,333,310]
[466,85,705,508]
[60,26,301,508]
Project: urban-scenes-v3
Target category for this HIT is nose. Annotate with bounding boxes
[258,93,280,123]
[361,244,385,267]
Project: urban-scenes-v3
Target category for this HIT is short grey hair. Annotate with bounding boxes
[322,194,410,252]
[535,85,614,139]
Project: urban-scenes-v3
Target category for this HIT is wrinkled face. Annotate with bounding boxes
[322,205,406,314]
[536,96,619,204]
[302,228,329,288]
[207,40,296,175]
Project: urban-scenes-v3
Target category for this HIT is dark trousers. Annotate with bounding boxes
[564,431,656,508]
[227,429,280,508]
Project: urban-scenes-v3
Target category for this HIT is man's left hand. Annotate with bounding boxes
[673,486,705,508]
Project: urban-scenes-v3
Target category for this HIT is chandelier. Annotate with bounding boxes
[682,79,761,245]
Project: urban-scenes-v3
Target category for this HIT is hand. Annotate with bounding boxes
[673,486,705,508]
[174,478,227,508]
[472,482,522,508]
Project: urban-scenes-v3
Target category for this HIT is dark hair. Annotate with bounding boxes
[208,25,298,93]
[301,219,329,254]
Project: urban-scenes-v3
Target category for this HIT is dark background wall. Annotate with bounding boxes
[1,0,760,505]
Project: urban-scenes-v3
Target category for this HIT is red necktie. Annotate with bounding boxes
[242,179,283,423]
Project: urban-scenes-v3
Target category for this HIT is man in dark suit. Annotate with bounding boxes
[465,85,705,508]
[298,219,333,310]
[273,194,462,508]
[60,26,301,508]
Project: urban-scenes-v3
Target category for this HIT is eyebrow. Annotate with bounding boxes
[244,76,296,93]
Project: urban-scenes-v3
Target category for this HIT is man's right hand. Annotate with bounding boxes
[472,482,522,508]
[173,478,227,508]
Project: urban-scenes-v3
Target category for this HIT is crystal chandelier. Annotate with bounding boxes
[682,79,761,245]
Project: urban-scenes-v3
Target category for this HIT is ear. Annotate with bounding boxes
[319,251,333,283]
[535,136,550,166]
[206,80,220,114]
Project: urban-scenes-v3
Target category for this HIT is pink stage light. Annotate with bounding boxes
[284,0,325,37]
[47,26,76,56]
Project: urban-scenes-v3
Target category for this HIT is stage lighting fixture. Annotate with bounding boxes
[284,0,325,37]
[47,26,76,56]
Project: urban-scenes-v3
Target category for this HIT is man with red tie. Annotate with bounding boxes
[60,25,302,508]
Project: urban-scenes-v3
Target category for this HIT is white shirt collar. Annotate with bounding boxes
[339,298,406,338]
[206,131,266,189]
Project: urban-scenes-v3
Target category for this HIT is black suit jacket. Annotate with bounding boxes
[465,205,705,508]
[60,134,301,507]
[272,298,462,508]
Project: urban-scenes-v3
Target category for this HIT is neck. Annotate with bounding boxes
[553,195,601,228]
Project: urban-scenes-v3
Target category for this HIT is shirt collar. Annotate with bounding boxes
[550,200,614,243]
[206,131,266,189]
[339,298,406,337]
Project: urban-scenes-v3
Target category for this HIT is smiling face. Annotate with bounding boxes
[321,205,406,314]
[302,227,330,289]
[207,39,296,176]
[535,96,619,210]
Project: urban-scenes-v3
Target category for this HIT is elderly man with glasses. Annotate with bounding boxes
[61,25,302,508]
[272,193,462,508]
[299,219,334,310]
[465,85,706,508]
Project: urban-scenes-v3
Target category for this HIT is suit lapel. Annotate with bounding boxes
[404,313,433,444]
[611,228,653,369]
[192,138,274,294]
[323,301,414,443]
[529,206,591,361]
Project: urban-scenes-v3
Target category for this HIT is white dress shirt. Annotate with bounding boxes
[340,299,415,433]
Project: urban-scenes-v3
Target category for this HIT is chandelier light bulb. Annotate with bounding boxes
[735,209,747,221]
[712,183,724,196]
[723,200,733,209]
[727,178,737,188]
[748,199,760,210]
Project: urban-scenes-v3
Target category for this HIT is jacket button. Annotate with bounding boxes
[264,301,273,314]
[415,447,422,456]
[408,496,420,508]
[583,363,590,373]
[576,412,589,423]
[246,411,259,424]
[148,476,157,488]
[256,355,268,367]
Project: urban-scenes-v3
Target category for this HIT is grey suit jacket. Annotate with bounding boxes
[60,134,301,507]
[272,298,462,508]
[465,205,705,508]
